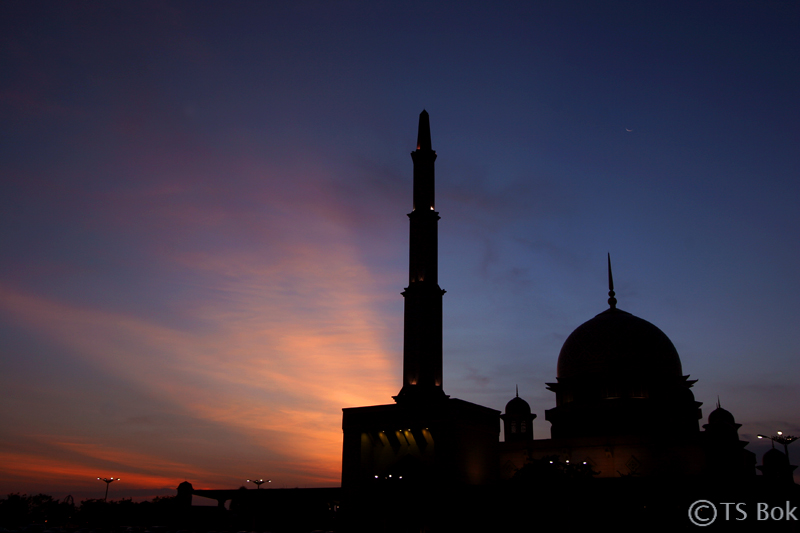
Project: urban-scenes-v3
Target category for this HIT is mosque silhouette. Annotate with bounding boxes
[337,111,797,531]
[179,112,796,531]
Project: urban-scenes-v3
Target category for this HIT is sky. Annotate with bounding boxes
[1,1,799,500]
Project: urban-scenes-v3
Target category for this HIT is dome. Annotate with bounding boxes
[505,395,531,416]
[762,448,789,467]
[707,406,736,426]
[557,307,683,380]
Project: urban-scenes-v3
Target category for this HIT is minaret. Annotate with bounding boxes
[396,110,446,401]
[341,113,500,501]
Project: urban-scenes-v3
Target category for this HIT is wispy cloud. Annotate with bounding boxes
[0,220,398,491]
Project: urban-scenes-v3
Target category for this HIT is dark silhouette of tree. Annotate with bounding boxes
[0,493,76,528]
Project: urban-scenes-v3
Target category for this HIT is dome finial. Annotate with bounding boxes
[607,253,617,309]
[717,395,721,409]
[515,384,519,398]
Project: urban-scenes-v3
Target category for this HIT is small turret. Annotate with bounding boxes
[701,399,756,480]
[176,481,194,506]
[501,386,536,442]
[757,448,797,484]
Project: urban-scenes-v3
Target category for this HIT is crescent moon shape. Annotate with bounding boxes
[626,128,633,132]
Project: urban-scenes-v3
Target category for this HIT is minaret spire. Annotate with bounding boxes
[411,110,436,214]
[416,109,432,151]
[607,252,617,309]
[396,111,446,402]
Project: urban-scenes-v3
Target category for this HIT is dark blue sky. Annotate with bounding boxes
[1,1,799,497]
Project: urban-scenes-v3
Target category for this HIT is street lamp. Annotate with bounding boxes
[757,432,798,461]
[97,477,120,501]
[246,478,271,489]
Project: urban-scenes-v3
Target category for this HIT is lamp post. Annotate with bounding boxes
[97,477,120,501]
[246,478,270,489]
[757,432,798,461]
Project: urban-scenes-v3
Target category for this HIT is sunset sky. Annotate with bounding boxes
[2,1,799,500]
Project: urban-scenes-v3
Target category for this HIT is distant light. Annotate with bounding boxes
[566,460,569,463]
[430,206,434,210]
[388,475,392,478]
[374,475,378,478]
[549,461,553,464]
[758,435,764,439]
[778,431,783,435]
[399,476,403,479]
[583,462,587,465]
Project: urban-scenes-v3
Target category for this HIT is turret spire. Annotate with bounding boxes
[607,253,617,309]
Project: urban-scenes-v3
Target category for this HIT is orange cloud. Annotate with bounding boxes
[0,221,402,494]
[0,450,195,493]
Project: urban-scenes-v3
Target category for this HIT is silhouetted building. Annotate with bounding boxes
[336,111,789,529]
[169,113,793,532]
[498,263,760,481]
[341,112,498,500]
